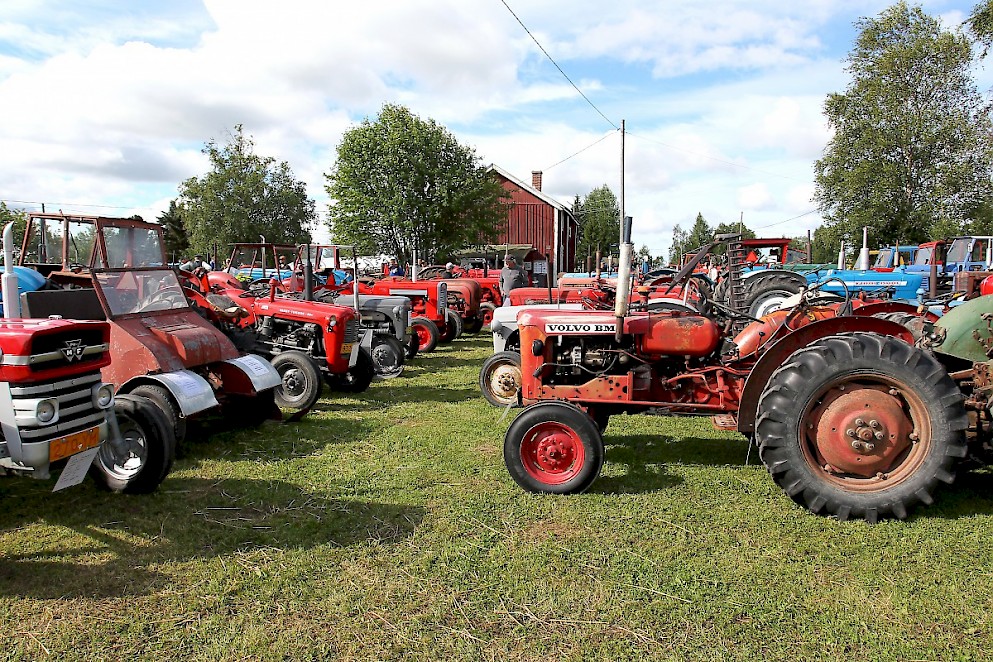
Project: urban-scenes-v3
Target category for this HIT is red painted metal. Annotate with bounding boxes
[518,420,586,485]
[810,386,912,478]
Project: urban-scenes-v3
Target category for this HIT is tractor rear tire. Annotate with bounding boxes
[325,348,375,393]
[742,271,806,317]
[411,318,440,353]
[463,315,484,335]
[370,335,406,379]
[438,308,463,343]
[479,350,522,407]
[405,332,419,360]
[92,394,175,494]
[756,333,968,522]
[130,384,186,446]
[504,401,605,494]
[271,350,323,410]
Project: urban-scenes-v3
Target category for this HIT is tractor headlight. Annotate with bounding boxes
[36,398,59,424]
[490,319,503,333]
[327,314,337,330]
[91,382,115,409]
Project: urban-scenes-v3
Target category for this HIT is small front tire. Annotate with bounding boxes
[271,350,323,410]
[91,394,175,494]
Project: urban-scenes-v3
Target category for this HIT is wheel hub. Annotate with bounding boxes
[533,434,577,472]
[812,387,913,477]
[489,363,521,399]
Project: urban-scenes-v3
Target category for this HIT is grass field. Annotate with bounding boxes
[1,335,992,661]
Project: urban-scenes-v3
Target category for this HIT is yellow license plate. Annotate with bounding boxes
[341,343,353,355]
[49,425,101,462]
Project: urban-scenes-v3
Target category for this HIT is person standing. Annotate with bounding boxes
[388,258,405,277]
[499,255,527,305]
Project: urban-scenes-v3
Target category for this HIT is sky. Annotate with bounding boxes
[0,0,988,259]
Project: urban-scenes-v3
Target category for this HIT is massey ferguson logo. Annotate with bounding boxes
[61,339,86,362]
[545,323,614,333]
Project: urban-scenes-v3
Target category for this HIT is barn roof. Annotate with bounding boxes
[488,164,574,214]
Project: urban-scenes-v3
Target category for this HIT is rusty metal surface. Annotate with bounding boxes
[736,317,915,435]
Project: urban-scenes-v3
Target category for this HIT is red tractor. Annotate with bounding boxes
[417,264,496,331]
[182,267,373,404]
[1,222,172,493]
[18,214,283,445]
[502,232,954,522]
[364,277,452,353]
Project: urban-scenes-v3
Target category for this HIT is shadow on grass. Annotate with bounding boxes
[590,432,751,494]
[0,477,424,599]
[920,469,993,520]
[175,414,378,464]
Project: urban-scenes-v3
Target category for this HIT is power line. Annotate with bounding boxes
[498,0,618,130]
[752,209,819,230]
[1,197,159,213]
[543,130,618,171]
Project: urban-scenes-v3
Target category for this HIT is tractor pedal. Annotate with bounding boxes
[711,414,737,431]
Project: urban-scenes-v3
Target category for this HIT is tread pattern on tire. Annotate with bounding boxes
[755,333,968,522]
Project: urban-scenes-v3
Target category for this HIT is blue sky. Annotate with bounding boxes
[0,0,986,258]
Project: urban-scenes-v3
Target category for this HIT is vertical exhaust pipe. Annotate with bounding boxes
[615,216,633,342]
[2,222,21,319]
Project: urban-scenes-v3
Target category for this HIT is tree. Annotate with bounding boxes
[325,104,506,264]
[668,224,687,265]
[814,2,993,248]
[157,200,188,262]
[575,185,620,261]
[712,220,756,255]
[684,213,712,253]
[967,0,993,56]
[178,125,314,256]
[0,202,27,258]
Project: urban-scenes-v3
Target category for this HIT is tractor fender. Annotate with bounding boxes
[352,329,374,367]
[221,354,281,393]
[736,316,915,436]
[119,369,219,417]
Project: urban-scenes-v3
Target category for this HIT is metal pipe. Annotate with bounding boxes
[303,243,313,301]
[2,222,21,319]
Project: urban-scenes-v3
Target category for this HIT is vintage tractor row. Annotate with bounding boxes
[18,214,283,448]
[1,222,172,494]
[228,242,414,377]
[500,231,980,522]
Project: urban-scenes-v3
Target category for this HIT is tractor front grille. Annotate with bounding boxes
[12,372,107,441]
[343,319,360,344]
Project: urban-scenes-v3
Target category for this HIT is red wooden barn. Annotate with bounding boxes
[484,165,579,287]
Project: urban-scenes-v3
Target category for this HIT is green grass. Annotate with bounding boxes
[1,335,992,660]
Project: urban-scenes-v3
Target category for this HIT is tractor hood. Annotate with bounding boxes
[251,297,355,324]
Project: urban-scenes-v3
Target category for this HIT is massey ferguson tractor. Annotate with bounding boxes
[18,214,282,444]
[182,267,374,404]
[501,229,978,522]
[1,222,172,493]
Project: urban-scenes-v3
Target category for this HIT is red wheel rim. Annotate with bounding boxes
[519,421,586,485]
[481,308,494,326]
[414,324,432,350]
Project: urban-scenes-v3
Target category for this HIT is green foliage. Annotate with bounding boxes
[814,2,993,248]
[685,213,712,253]
[575,185,620,260]
[669,224,687,265]
[967,0,993,56]
[712,220,756,256]
[157,199,189,262]
[178,125,314,256]
[325,104,506,264]
[0,202,27,259]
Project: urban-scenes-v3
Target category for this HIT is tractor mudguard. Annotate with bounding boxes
[222,354,282,393]
[352,329,374,367]
[123,370,219,417]
[736,317,915,436]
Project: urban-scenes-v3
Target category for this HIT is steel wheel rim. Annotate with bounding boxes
[97,417,149,480]
[519,421,585,485]
[751,290,794,317]
[278,365,308,406]
[801,374,931,492]
[372,341,403,377]
[486,359,520,405]
[414,324,432,349]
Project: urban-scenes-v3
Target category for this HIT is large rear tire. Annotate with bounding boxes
[742,271,806,317]
[479,351,522,407]
[92,394,175,494]
[129,384,186,446]
[271,350,323,410]
[504,401,604,494]
[756,333,968,522]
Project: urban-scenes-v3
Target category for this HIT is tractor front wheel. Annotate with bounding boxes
[271,350,323,410]
[479,302,497,329]
[325,348,375,394]
[370,335,406,379]
[411,318,440,353]
[438,308,463,343]
[504,401,604,494]
[756,333,967,522]
[92,394,175,494]
[479,351,522,407]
